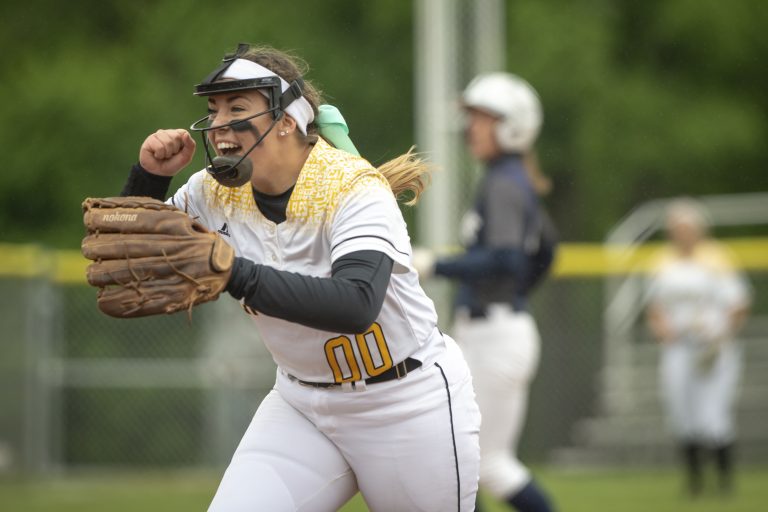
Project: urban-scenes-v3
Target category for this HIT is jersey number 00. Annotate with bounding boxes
[324,323,393,383]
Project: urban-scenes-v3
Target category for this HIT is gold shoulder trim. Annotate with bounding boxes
[288,138,390,225]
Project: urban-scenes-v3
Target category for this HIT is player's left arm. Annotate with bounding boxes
[227,250,393,333]
[228,175,408,333]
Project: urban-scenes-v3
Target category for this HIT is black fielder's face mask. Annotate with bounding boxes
[190,89,283,188]
[189,44,306,188]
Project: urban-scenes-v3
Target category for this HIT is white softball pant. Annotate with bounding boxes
[208,335,481,512]
[659,337,742,444]
[453,305,541,499]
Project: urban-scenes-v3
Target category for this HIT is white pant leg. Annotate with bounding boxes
[277,335,481,512]
[694,341,742,444]
[659,340,696,440]
[455,308,540,498]
[208,388,357,512]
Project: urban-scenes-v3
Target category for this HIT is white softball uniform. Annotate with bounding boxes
[171,139,481,511]
[433,154,553,502]
[647,242,750,444]
[454,305,540,498]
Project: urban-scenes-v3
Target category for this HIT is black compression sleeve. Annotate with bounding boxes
[121,163,173,200]
[225,250,394,333]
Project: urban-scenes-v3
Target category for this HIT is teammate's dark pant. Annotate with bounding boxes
[683,442,704,496]
[475,478,555,512]
[715,443,734,493]
[681,441,734,496]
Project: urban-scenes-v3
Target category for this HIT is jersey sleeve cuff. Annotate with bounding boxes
[331,236,411,274]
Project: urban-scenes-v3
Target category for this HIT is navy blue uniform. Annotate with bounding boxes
[434,153,557,510]
[434,154,556,314]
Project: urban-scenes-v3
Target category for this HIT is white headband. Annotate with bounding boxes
[222,59,314,135]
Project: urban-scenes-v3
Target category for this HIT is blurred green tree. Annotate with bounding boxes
[0,0,415,246]
[506,0,768,240]
[0,0,766,246]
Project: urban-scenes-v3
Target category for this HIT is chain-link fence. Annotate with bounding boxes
[1,272,277,472]
[0,238,766,473]
[0,261,597,472]
[549,195,768,466]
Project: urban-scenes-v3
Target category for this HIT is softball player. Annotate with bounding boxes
[414,73,557,512]
[122,44,481,511]
[646,198,751,496]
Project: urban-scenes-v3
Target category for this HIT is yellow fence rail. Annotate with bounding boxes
[1,238,767,284]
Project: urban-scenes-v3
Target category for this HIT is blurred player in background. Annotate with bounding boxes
[646,198,752,497]
[121,43,481,511]
[414,73,557,512]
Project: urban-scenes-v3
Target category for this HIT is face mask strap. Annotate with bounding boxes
[198,42,251,85]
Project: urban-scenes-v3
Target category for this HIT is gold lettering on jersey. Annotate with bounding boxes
[201,138,390,224]
[102,213,138,222]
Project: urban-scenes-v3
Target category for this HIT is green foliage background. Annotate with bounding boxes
[1,0,766,246]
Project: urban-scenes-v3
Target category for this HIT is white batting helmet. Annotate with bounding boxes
[461,72,543,153]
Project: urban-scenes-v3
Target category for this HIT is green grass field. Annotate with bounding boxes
[1,465,766,511]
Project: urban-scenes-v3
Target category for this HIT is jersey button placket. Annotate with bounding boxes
[268,224,283,267]
[266,222,281,267]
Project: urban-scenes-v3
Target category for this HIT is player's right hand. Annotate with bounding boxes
[139,129,197,177]
[411,247,436,280]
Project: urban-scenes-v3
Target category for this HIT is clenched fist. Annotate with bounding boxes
[139,129,197,177]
